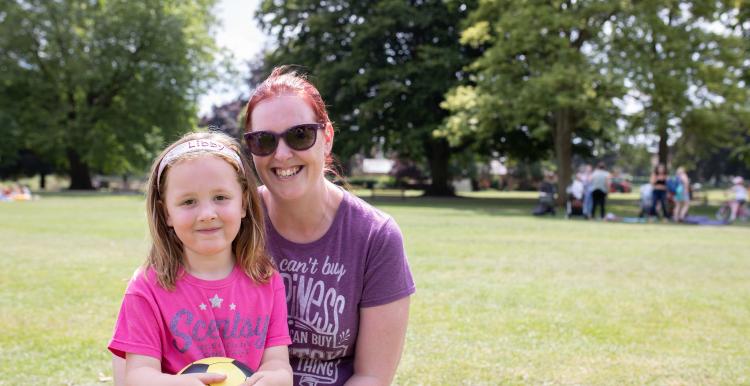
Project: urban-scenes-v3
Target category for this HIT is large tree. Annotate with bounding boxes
[610,0,749,167]
[440,0,624,202]
[255,0,476,196]
[0,0,219,189]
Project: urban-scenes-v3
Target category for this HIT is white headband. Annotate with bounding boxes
[157,139,244,188]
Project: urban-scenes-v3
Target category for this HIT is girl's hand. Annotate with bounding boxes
[179,372,227,385]
[124,353,228,386]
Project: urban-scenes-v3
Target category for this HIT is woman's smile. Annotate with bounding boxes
[273,166,302,178]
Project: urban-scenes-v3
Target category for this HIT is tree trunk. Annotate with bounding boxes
[658,121,669,166]
[66,148,94,190]
[39,173,46,190]
[554,108,573,206]
[424,137,455,196]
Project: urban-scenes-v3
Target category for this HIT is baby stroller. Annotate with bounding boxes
[532,180,557,216]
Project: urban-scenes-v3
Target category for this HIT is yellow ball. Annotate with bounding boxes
[178,357,254,386]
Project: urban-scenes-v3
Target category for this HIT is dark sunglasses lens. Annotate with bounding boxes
[249,132,277,155]
[285,125,318,150]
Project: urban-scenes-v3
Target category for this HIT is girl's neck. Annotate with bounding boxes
[183,253,235,281]
[263,180,344,244]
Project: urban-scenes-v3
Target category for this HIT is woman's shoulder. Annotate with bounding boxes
[341,189,395,226]
[339,190,403,242]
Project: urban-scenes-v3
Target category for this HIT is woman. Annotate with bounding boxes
[244,67,415,386]
[113,67,416,386]
[649,164,670,220]
[672,166,690,222]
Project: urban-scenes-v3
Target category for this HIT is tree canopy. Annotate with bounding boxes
[441,0,749,195]
[0,0,219,189]
[610,0,749,167]
[254,0,477,195]
[441,0,624,200]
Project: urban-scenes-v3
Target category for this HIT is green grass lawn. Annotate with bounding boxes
[1,192,748,385]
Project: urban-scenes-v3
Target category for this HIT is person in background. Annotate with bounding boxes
[728,176,747,222]
[649,164,670,221]
[533,170,557,216]
[0,185,11,201]
[567,171,585,202]
[638,182,653,218]
[672,166,691,222]
[580,164,594,219]
[590,162,611,220]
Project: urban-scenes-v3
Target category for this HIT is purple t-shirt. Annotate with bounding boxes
[264,189,416,386]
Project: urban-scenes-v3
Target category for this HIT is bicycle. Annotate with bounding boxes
[715,200,749,222]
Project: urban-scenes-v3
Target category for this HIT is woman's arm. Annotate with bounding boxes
[243,345,292,386]
[345,296,411,386]
[123,353,226,386]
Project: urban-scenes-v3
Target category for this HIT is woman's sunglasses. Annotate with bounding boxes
[243,123,325,156]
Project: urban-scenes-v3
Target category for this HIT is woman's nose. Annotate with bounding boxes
[273,138,294,161]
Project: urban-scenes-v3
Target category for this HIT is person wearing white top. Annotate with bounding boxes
[729,176,747,221]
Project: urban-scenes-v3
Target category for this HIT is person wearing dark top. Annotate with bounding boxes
[649,164,669,220]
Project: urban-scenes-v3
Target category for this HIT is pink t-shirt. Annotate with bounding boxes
[108,266,291,374]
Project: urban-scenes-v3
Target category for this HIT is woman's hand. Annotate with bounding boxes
[177,373,228,385]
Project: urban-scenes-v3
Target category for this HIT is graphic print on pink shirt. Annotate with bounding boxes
[108,266,291,374]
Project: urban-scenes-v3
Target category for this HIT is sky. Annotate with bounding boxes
[198,0,265,116]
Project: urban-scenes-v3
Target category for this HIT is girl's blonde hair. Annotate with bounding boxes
[145,131,273,290]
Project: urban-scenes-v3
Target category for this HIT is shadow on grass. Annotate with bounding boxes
[36,190,144,198]
[362,194,536,217]
[362,192,750,228]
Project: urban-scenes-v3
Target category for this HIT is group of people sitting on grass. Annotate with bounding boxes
[0,183,32,202]
[535,163,748,224]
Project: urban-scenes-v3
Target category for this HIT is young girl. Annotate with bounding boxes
[729,176,747,222]
[108,131,292,386]
[672,166,691,222]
